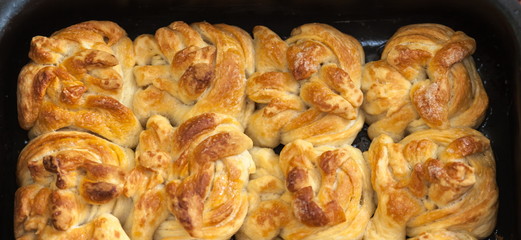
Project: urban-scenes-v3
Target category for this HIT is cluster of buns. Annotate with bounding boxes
[15,20,496,240]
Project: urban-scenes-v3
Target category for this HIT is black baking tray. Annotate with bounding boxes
[1,0,520,239]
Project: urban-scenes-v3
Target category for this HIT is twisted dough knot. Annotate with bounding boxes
[15,131,134,239]
[132,21,254,127]
[246,24,364,148]
[238,140,373,240]
[364,128,498,240]
[123,113,254,240]
[362,24,489,141]
[17,21,142,147]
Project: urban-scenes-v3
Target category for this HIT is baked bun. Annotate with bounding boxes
[361,24,488,141]
[14,20,498,240]
[15,131,135,240]
[246,24,365,147]
[237,140,374,240]
[123,113,254,240]
[132,21,254,126]
[364,128,497,240]
[17,21,142,147]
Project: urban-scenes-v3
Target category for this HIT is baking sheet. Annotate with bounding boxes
[0,0,520,239]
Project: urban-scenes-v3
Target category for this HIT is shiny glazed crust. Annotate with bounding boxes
[123,113,254,240]
[132,21,254,127]
[14,20,497,240]
[237,140,374,240]
[361,24,488,141]
[246,24,365,147]
[364,128,497,240]
[15,131,135,239]
[17,21,142,147]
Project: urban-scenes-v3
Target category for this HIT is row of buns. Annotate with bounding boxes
[15,21,497,240]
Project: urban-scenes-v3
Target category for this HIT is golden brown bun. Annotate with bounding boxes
[14,20,498,240]
[246,24,365,147]
[364,128,497,240]
[15,131,134,240]
[132,21,254,127]
[362,24,488,141]
[123,113,254,240]
[237,140,374,240]
[17,21,142,147]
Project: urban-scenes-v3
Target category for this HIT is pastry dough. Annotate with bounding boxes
[361,24,488,141]
[15,131,134,240]
[246,24,365,147]
[408,230,477,240]
[17,21,142,147]
[364,128,497,240]
[132,21,254,126]
[235,147,290,240]
[14,20,498,240]
[123,113,254,240]
[16,214,131,240]
[237,140,374,240]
